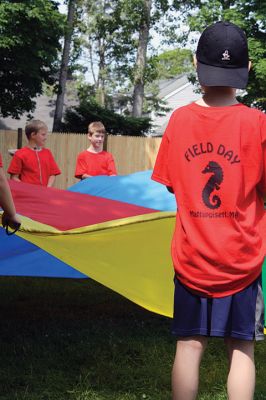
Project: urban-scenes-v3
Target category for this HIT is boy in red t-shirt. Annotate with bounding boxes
[0,153,21,230]
[75,121,117,180]
[152,22,266,399]
[8,120,61,187]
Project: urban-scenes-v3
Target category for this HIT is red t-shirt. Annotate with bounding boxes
[0,153,2,168]
[75,150,117,179]
[7,147,61,186]
[152,102,266,298]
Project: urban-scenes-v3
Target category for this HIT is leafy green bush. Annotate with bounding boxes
[62,100,152,136]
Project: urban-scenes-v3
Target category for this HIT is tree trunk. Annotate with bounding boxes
[132,0,152,118]
[88,37,97,85]
[52,0,76,132]
[96,37,106,107]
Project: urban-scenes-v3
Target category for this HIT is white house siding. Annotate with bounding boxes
[0,89,78,132]
[152,75,200,135]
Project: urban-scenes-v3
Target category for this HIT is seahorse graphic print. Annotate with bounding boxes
[202,161,224,209]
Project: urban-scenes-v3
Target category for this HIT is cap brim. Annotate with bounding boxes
[197,61,248,89]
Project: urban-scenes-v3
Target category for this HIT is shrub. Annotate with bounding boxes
[62,100,152,136]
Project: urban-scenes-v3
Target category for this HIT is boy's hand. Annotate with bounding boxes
[2,213,21,234]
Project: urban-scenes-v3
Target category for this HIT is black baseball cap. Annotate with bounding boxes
[196,21,249,89]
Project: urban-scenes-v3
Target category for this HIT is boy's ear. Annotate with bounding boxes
[193,55,197,68]
[248,61,252,71]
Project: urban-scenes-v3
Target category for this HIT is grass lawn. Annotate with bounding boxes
[0,277,265,400]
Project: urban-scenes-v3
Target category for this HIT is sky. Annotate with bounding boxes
[58,0,67,14]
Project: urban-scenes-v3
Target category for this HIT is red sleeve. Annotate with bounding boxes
[7,153,23,175]
[258,113,266,196]
[75,152,87,178]
[0,153,2,168]
[48,150,61,176]
[107,153,117,175]
[151,114,176,187]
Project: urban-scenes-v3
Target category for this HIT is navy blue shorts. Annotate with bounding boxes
[172,276,264,341]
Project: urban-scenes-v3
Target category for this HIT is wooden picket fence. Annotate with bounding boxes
[0,129,162,189]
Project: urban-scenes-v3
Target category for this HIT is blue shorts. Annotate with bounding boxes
[172,276,264,341]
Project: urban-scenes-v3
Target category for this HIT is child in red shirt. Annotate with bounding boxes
[75,121,117,179]
[0,153,21,230]
[8,120,61,187]
[152,22,266,400]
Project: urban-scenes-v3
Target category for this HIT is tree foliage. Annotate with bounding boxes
[62,99,152,136]
[0,0,64,118]
[150,48,193,80]
[78,0,132,107]
[53,0,77,131]
[131,0,152,117]
[77,0,187,117]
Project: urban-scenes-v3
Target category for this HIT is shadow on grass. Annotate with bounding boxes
[0,277,265,400]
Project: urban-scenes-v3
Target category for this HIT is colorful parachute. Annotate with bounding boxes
[68,170,177,211]
[1,174,176,317]
[1,171,265,324]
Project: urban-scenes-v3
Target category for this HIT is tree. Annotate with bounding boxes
[83,0,116,107]
[151,48,193,80]
[53,0,77,131]
[78,0,186,117]
[128,0,187,117]
[79,0,137,109]
[180,0,266,110]
[132,0,152,117]
[0,0,64,118]
[140,48,192,116]
[62,99,152,136]
[61,0,192,126]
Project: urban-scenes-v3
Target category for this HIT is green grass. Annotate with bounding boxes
[0,277,265,400]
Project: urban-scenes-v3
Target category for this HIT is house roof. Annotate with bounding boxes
[152,74,200,135]
[0,88,78,132]
[158,74,190,99]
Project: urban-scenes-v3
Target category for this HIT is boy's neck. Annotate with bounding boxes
[87,144,103,154]
[196,87,239,107]
[28,140,42,150]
